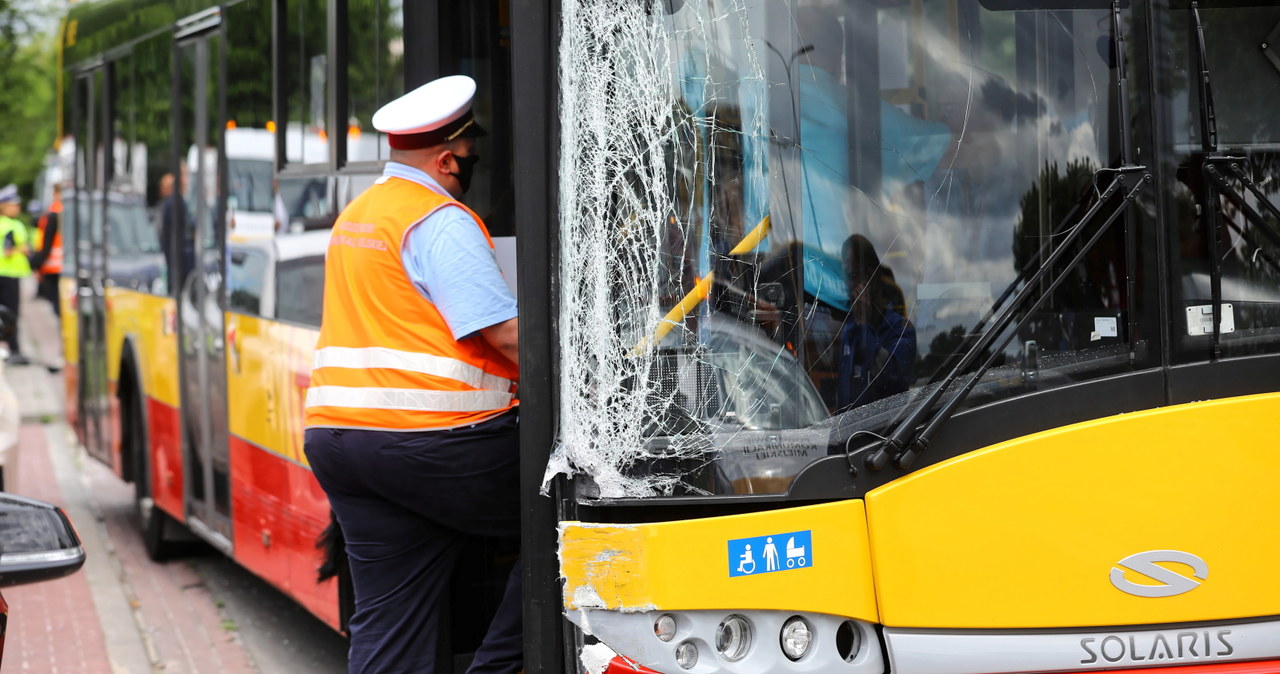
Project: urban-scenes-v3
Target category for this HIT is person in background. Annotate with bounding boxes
[837,234,916,410]
[0,185,32,365]
[158,165,193,291]
[303,75,522,674]
[29,183,64,318]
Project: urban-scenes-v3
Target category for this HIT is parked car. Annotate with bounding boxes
[0,491,88,665]
[0,306,88,665]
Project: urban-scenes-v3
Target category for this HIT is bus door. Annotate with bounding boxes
[173,15,232,549]
[71,68,112,465]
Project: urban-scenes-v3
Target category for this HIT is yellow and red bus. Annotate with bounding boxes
[59,0,1280,673]
[56,0,520,652]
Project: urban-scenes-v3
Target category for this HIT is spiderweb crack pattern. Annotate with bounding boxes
[547,0,770,498]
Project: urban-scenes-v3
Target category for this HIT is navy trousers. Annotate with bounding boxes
[0,276,21,354]
[305,411,522,674]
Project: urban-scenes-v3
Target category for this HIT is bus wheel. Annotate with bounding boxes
[130,389,178,561]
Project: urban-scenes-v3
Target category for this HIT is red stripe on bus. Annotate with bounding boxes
[146,397,184,522]
[1079,660,1280,674]
[228,434,339,631]
[592,656,1280,674]
[600,656,661,674]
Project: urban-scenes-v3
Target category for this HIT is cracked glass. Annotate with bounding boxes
[552,0,1140,498]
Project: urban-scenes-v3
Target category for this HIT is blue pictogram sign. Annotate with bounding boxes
[728,530,812,577]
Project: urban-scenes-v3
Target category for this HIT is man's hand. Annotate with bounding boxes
[480,317,519,373]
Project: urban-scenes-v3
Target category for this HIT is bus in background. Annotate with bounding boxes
[57,0,519,656]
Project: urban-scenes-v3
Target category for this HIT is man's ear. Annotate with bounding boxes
[435,148,455,174]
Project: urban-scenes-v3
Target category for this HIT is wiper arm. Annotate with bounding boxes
[862,0,1149,472]
[1202,159,1280,253]
[864,168,1150,471]
[925,183,1090,386]
[1188,4,1280,352]
[928,2,1141,387]
[1190,1,1226,358]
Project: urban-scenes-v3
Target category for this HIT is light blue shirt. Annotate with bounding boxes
[384,162,518,340]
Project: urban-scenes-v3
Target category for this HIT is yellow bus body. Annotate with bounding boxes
[561,393,1280,630]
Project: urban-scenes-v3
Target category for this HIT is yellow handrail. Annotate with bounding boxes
[629,214,771,355]
[728,214,771,255]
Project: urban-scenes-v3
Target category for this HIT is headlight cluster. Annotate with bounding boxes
[654,612,864,668]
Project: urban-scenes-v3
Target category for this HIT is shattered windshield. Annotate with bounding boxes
[551,0,1137,498]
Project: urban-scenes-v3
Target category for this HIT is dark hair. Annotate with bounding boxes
[843,234,905,319]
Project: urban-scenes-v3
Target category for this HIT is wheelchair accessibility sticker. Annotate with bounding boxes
[728,530,812,577]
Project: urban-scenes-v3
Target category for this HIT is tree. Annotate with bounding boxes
[0,0,59,205]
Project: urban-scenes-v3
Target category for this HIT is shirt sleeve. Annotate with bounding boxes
[401,206,518,341]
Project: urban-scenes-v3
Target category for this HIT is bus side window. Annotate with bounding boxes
[227,248,269,316]
[275,255,324,327]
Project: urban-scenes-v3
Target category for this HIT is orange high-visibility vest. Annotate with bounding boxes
[36,199,63,275]
[304,176,518,431]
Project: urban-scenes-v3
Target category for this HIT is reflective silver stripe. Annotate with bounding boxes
[305,386,512,413]
[312,346,511,393]
[884,617,1280,674]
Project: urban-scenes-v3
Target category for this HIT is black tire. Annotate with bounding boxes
[129,384,178,561]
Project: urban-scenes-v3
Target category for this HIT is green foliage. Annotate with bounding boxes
[0,1,58,200]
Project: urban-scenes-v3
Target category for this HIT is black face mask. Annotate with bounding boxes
[449,154,482,194]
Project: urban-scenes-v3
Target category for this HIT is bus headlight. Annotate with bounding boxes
[654,614,677,642]
[780,616,813,660]
[675,640,699,669]
[715,614,752,661]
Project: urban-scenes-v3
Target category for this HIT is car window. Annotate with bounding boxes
[228,248,269,315]
[276,255,324,327]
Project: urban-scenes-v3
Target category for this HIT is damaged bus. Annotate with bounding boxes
[535,0,1280,673]
[55,0,1280,671]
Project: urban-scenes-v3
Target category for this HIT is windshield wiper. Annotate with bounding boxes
[1184,3,1280,355]
[861,0,1150,472]
[1190,1,1226,358]
[863,169,1149,471]
[1202,160,1280,252]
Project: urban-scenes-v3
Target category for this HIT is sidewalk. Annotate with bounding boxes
[2,279,257,673]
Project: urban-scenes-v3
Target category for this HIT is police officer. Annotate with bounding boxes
[303,76,521,674]
[0,184,32,364]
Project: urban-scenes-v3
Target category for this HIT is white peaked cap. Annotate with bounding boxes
[372,75,485,149]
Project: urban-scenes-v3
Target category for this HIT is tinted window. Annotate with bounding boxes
[133,33,171,293]
[438,1,514,236]
[283,0,329,165]
[1166,5,1280,360]
[347,0,404,163]
[228,160,274,214]
[228,248,268,315]
[276,176,334,232]
[276,256,324,326]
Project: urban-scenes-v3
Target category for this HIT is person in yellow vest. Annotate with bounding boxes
[29,183,63,317]
[303,76,521,674]
[0,185,32,365]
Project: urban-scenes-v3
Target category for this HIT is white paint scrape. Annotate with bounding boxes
[580,642,621,674]
[574,585,607,610]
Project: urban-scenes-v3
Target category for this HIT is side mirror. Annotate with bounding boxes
[0,493,85,587]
